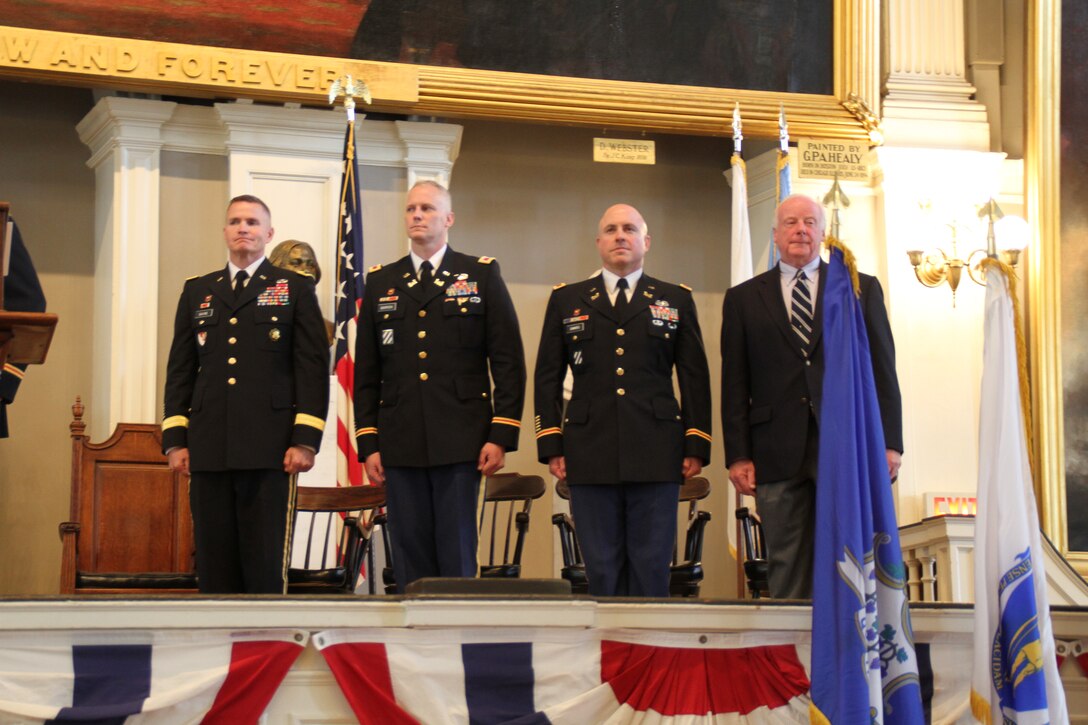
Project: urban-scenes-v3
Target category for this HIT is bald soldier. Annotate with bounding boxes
[534,204,712,597]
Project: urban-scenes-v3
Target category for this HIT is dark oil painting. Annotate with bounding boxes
[3,1,832,95]
[1061,0,1088,549]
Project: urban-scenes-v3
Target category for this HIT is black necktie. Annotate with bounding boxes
[791,269,813,350]
[420,260,434,286]
[234,270,249,299]
[614,277,629,317]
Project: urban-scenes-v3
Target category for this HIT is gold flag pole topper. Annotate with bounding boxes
[328,74,372,123]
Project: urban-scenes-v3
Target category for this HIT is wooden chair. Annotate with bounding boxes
[478,473,547,578]
[552,477,712,597]
[287,484,386,594]
[735,506,770,599]
[59,398,198,594]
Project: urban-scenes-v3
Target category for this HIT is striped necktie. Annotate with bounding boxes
[791,269,814,350]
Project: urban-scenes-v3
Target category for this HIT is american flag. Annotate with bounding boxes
[335,122,365,488]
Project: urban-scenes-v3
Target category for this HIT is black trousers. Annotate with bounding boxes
[569,481,680,598]
[384,462,481,593]
[189,469,295,594]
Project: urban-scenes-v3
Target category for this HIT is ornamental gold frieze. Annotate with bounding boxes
[0,25,417,105]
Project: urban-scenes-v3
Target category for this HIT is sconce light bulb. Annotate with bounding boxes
[994,215,1030,251]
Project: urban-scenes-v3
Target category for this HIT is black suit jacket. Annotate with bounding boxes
[535,273,712,485]
[721,261,902,483]
[354,248,526,467]
[162,259,330,471]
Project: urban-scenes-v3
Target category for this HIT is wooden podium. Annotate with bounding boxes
[0,202,57,371]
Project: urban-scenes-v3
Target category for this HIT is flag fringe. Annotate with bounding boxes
[809,701,831,725]
[970,688,993,724]
[977,257,1034,473]
[823,235,861,298]
[732,153,747,172]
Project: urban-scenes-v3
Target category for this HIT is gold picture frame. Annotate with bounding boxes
[0,0,878,141]
[1026,0,1077,564]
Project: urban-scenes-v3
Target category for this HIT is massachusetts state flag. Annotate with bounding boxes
[809,245,924,723]
[315,628,811,724]
[0,629,305,724]
[970,261,1067,723]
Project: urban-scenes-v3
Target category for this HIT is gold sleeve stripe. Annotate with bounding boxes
[685,429,713,444]
[295,413,326,431]
[162,415,189,430]
[356,427,378,436]
[2,363,25,379]
[492,417,521,428]
[536,427,562,439]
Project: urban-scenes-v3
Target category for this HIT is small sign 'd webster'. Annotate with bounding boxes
[593,138,656,165]
[797,138,870,181]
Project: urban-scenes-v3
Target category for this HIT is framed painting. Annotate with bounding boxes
[1028,0,1088,569]
[0,0,879,141]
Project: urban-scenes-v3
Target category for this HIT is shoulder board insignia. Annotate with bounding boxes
[368,264,383,273]
[553,282,567,290]
[679,283,693,292]
[478,256,495,264]
[186,274,199,281]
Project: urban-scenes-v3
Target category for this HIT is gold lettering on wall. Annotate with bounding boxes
[0,25,418,104]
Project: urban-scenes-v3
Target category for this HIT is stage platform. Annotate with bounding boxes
[2,596,1087,722]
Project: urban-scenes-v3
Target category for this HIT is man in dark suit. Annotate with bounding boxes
[722,194,902,599]
[535,204,712,597]
[1,219,47,439]
[355,180,525,592]
[162,195,330,594]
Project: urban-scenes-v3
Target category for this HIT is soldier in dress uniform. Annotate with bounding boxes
[354,180,526,592]
[534,203,712,597]
[162,195,330,594]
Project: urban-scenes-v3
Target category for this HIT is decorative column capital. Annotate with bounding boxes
[394,121,463,188]
[76,97,176,169]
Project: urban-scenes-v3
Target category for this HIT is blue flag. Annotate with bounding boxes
[810,246,924,724]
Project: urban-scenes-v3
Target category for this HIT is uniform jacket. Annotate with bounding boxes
[534,273,712,485]
[354,248,526,467]
[0,220,47,438]
[721,261,902,483]
[162,259,329,471]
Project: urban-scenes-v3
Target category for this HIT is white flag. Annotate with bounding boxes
[727,152,754,570]
[972,265,1067,723]
[729,154,753,287]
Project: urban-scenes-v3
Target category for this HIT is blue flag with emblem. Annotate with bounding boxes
[810,245,923,724]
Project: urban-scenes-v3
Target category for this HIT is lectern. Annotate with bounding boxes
[0,202,57,371]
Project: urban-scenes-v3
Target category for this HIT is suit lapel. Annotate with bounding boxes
[622,276,655,325]
[756,267,797,350]
[209,266,234,308]
[582,274,615,322]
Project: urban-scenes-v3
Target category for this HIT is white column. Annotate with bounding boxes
[77,97,176,435]
[882,0,991,150]
[394,121,463,188]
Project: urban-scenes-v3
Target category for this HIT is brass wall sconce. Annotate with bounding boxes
[906,198,1028,306]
